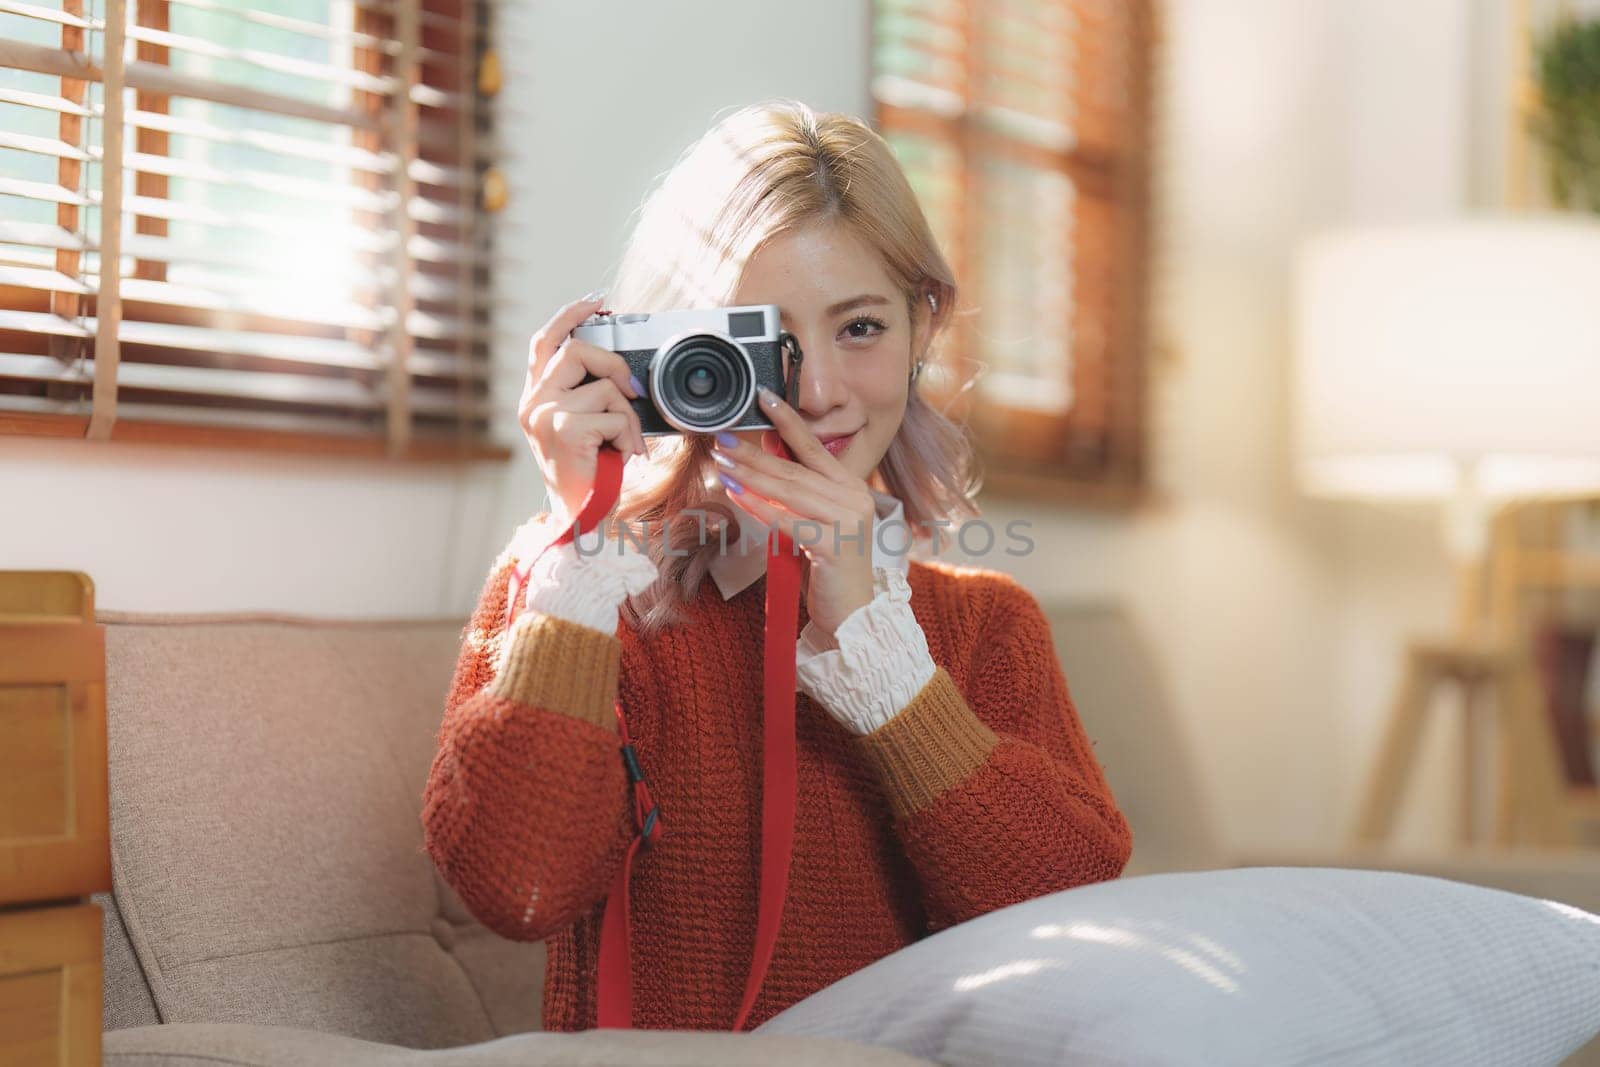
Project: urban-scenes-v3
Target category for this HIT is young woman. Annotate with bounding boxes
[421,99,1132,1034]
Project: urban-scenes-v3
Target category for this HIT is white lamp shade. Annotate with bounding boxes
[1292,215,1600,500]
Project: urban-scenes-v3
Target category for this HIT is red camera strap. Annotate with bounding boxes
[503,439,801,1033]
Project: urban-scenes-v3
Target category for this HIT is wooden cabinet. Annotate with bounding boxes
[0,571,108,1066]
[0,905,103,1064]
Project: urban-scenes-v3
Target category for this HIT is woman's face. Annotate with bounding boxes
[726,221,929,482]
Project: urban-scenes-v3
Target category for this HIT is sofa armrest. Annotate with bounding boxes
[104,1022,939,1066]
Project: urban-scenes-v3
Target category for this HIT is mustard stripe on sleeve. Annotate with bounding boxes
[488,610,622,730]
[850,666,1000,820]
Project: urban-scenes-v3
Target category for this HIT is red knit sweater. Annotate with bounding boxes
[421,541,1132,1033]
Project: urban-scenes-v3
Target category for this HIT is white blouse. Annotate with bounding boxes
[507,490,937,736]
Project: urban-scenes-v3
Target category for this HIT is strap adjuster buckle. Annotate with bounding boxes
[620,742,645,784]
[619,740,662,848]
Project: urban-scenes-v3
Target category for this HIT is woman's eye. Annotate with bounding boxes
[842,316,887,341]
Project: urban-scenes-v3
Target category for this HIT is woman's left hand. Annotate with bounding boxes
[710,386,876,640]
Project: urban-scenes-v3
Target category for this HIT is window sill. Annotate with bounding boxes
[977,462,1150,512]
[0,411,513,464]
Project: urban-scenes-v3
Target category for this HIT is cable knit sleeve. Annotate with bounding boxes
[420,533,654,944]
[795,566,935,735]
[846,573,1133,935]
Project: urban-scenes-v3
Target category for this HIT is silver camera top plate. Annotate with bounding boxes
[574,304,782,352]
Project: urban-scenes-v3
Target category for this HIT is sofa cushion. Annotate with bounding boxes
[757,865,1600,1066]
[100,611,543,1047]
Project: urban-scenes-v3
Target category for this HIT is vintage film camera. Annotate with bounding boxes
[573,304,803,436]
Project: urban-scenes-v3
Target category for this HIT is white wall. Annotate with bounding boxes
[1322,0,1480,850]
[0,440,479,616]
[1,0,1492,856]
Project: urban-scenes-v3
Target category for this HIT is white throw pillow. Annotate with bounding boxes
[755,866,1600,1066]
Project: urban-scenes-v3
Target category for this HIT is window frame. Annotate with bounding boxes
[870,0,1155,508]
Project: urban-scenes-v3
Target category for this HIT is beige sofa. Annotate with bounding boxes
[93,600,1600,1065]
[92,609,931,1066]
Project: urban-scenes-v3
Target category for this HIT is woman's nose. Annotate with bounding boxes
[793,337,847,417]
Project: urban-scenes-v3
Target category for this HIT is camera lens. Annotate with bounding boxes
[651,332,756,434]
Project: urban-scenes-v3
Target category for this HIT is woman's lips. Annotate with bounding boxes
[821,432,856,457]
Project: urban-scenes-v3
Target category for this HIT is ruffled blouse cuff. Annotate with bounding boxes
[520,520,659,637]
[795,566,937,735]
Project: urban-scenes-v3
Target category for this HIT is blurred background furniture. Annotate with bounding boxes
[1291,217,1600,851]
[1491,495,1600,840]
[0,571,108,1067]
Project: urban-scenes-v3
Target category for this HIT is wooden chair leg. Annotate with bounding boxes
[1493,701,1520,846]
[1495,658,1580,847]
[1460,677,1485,846]
[1351,649,1435,846]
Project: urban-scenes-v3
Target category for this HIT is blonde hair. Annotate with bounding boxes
[601,99,981,636]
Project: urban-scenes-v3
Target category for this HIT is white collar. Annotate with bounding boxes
[707,488,910,601]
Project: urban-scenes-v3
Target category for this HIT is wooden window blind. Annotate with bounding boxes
[873,0,1155,505]
[0,0,505,461]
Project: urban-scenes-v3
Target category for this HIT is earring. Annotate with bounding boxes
[927,291,939,315]
[910,357,925,384]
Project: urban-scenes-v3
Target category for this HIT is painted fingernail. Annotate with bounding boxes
[718,471,744,495]
[581,288,606,303]
[715,431,737,448]
[757,386,779,408]
[629,373,644,397]
[711,449,736,470]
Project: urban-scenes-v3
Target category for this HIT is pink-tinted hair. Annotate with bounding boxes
[597,99,982,637]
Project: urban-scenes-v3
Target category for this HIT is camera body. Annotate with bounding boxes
[572,304,801,437]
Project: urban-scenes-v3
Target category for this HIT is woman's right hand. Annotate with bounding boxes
[518,293,648,525]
